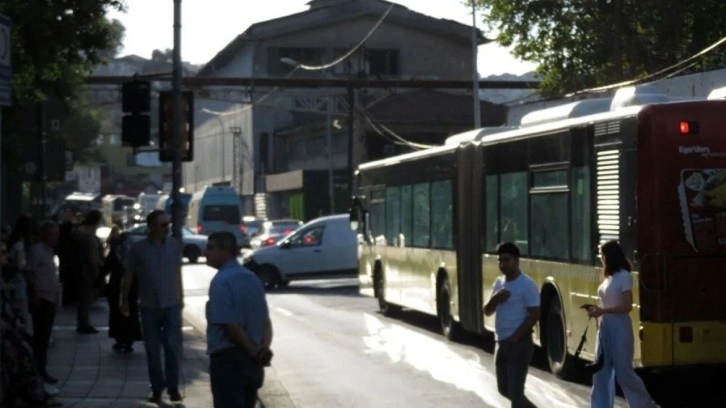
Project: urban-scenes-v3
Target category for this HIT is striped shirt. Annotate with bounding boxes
[126,237,182,309]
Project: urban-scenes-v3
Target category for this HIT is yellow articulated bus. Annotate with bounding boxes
[349,91,726,378]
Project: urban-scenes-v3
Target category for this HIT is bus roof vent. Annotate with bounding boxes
[610,85,669,110]
[707,86,726,100]
[445,126,517,145]
[519,98,612,127]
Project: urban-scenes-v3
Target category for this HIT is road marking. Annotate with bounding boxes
[274,307,293,317]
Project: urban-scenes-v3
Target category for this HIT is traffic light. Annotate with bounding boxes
[158,90,194,162]
[121,78,151,147]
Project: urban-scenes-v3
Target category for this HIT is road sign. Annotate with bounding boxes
[0,14,11,106]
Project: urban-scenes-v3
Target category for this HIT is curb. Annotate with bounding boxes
[259,365,296,408]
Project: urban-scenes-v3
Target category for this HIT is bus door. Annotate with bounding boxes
[638,101,726,366]
[456,143,483,333]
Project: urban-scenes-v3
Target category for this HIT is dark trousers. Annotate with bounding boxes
[31,298,56,374]
[76,275,94,328]
[494,335,537,408]
[210,348,264,408]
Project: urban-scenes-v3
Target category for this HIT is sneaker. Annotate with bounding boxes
[168,388,183,403]
[42,372,59,385]
[44,384,60,396]
[147,391,162,404]
[76,326,99,334]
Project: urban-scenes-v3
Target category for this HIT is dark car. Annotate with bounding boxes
[249,219,303,249]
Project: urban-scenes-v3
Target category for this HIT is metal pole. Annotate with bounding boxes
[39,100,47,219]
[472,1,482,129]
[347,83,355,196]
[326,96,334,214]
[215,116,225,181]
[171,0,183,241]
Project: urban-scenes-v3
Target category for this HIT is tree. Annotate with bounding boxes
[0,1,125,167]
[475,0,726,95]
[151,48,174,64]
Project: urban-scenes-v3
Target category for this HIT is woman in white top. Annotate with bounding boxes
[586,240,659,408]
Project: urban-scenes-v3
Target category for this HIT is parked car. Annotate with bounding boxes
[242,216,266,241]
[243,214,357,289]
[250,219,303,249]
[124,223,208,263]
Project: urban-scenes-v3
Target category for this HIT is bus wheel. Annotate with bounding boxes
[258,265,280,291]
[437,279,460,341]
[375,270,398,316]
[546,296,575,379]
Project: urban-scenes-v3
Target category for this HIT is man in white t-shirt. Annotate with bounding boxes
[483,242,540,408]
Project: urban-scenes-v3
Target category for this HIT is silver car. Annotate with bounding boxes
[125,224,208,263]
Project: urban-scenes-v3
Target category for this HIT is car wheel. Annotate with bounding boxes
[258,265,281,290]
[184,245,200,264]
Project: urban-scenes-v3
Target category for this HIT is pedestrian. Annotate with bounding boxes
[205,231,273,408]
[73,210,103,334]
[27,221,62,385]
[121,210,183,404]
[6,215,35,337]
[585,241,659,408]
[483,242,539,408]
[106,226,141,353]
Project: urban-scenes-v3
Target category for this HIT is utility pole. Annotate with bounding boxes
[347,83,355,197]
[326,96,334,214]
[472,1,482,129]
[171,0,183,240]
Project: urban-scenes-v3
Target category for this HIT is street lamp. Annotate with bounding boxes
[280,57,336,214]
[229,126,243,195]
[213,115,226,181]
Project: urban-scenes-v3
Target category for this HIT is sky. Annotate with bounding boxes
[107,0,537,78]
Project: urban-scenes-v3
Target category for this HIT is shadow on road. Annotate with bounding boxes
[383,308,725,408]
[265,280,362,297]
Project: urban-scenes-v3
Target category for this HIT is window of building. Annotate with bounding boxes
[499,172,528,254]
[273,47,325,74]
[365,49,400,76]
[485,175,499,252]
[431,180,453,249]
[385,187,401,246]
[572,166,592,262]
[400,185,413,247]
[412,182,431,247]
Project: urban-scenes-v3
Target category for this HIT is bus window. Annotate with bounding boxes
[431,180,453,249]
[572,166,592,262]
[500,172,528,253]
[485,175,499,252]
[385,187,401,246]
[401,185,413,246]
[531,170,570,259]
[412,183,431,247]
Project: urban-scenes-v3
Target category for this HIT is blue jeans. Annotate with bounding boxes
[210,348,264,408]
[140,305,182,393]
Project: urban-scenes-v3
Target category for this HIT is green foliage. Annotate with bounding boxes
[0,0,126,165]
[475,0,726,95]
[0,0,126,103]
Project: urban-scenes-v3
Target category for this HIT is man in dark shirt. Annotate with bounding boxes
[205,231,273,408]
[121,210,184,404]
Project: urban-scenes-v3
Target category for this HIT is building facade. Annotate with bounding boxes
[184,0,505,219]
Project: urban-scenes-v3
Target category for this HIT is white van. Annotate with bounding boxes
[187,185,245,246]
[244,214,357,289]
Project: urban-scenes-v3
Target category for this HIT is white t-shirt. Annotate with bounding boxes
[490,272,540,341]
[598,269,633,309]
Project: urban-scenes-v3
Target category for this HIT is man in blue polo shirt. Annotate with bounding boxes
[205,231,273,408]
[483,242,540,408]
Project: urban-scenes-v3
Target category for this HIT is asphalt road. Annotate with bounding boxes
[181,262,635,407]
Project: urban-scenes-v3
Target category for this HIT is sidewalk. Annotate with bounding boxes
[46,300,294,407]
